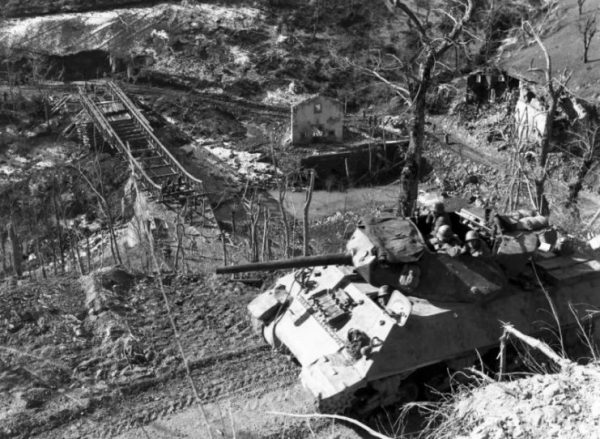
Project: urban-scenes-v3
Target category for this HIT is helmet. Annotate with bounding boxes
[377,285,391,297]
[436,225,453,241]
[465,230,480,242]
[433,201,445,214]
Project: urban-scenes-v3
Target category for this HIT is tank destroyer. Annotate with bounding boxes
[217,212,600,413]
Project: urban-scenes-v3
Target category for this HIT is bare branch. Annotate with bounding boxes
[522,20,552,90]
[502,323,572,369]
[383,0,427,38]
[433,0,474,57]
[578,12,598,63]
[366,68,412,102]
[268,411,393,439]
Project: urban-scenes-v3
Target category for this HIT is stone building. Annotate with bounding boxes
[291,95,344,145]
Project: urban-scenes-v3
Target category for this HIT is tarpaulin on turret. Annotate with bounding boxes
[359,215,425,263]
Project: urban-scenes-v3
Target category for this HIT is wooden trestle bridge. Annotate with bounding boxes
[65,80,220,232]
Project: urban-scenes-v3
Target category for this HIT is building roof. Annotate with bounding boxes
[291,94,343,109]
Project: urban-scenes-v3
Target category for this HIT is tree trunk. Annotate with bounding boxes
[535,96,558,216]
[0,232,6,275]
[52,185,65,273]
[248,197,260,262]
[303,171,315,256]
[397,55,433,217]
[221,233,228,266]
[567,158,594,211]
[86,235,92,272]
[261,209,269,261]
[7,222,22,277]
[534,178,549,217]
[106,210,122,265]
[36,240,47,279]
[74,239,85,274]
[174,222,185,274]
[277,179,290,258]
[68,238,79,275]
[51,240,58,275]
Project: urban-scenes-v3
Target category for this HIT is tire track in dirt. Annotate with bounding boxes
[36,343,299,439]
[1,275,300,439]
[99,349,299,438]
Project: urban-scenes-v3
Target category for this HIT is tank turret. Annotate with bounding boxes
[218,214,506,303]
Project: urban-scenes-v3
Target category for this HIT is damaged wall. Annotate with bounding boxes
[515,96,547,143]
[514,86,590,144]
[466,69,519,105]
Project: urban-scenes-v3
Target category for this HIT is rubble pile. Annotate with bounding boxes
[206,144,278,185]
[423,141,499,202]
[430,363,600,439]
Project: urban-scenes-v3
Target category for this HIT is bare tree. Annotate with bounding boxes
[6,220,22,277]
[0,229,7,275]
[72,164,123,266]
[523,21,571,216]
[303,171,315,256]
[244,191,261,262]
[565,123,599,216]
[51,178,66,273]
[577,0,586,16]
[579,12,598,63]
[378,0,475,216]
[277,177,290,258]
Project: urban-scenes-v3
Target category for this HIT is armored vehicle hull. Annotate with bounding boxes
[235,216,600,413]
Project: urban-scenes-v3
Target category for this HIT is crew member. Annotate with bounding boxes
[433,225,463,257]
[427,201,451,237]
[464,230,491,257]
[376,285,391,307]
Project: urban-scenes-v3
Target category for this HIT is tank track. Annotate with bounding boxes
[316,391,357,414]
[315,372,424,416]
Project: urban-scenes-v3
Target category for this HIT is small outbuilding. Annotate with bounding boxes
[291,95,344,145]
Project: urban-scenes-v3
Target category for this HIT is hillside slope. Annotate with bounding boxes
[1,0,160,18]
[499,0,600,103]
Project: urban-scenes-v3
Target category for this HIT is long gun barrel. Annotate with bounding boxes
[216,253,353,274]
